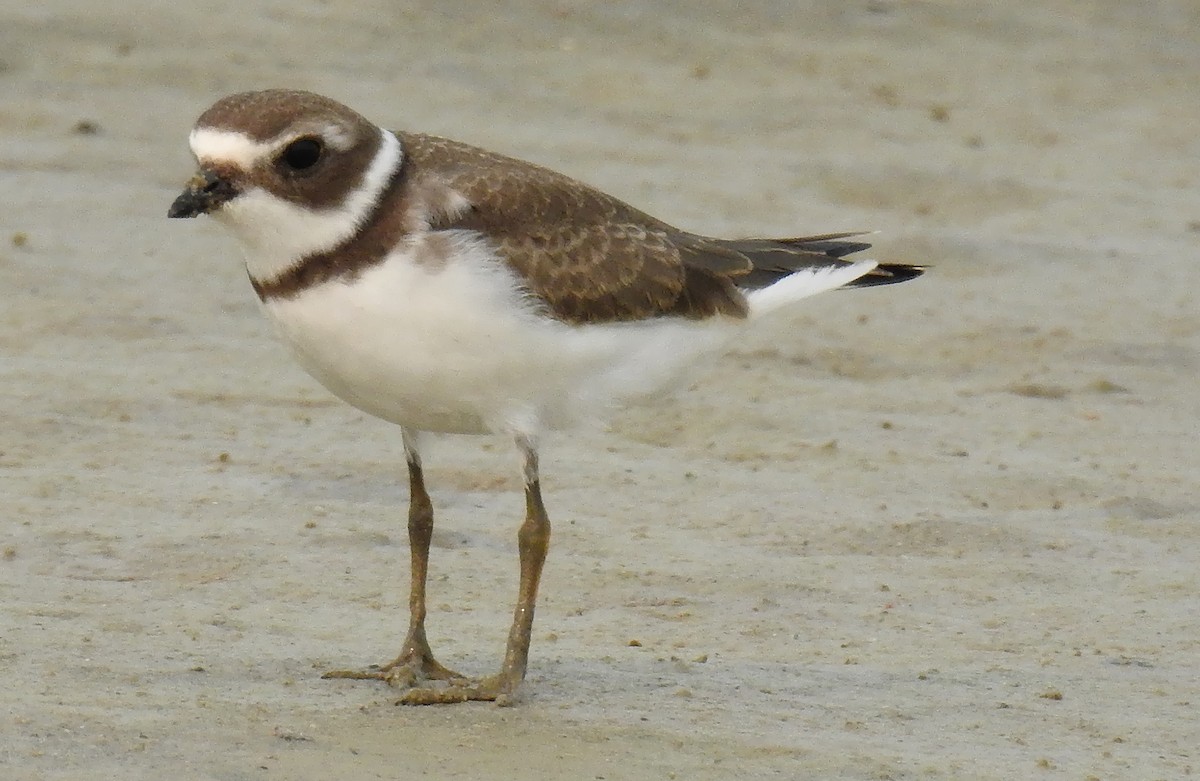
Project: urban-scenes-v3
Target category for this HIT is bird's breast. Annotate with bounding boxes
[254,235,583,433]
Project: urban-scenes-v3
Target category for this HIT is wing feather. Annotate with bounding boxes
[396,133,920,323]
[399,132,748,323]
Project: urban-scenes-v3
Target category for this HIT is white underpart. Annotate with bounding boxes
[261,233,877,436]
[188,126,403,282]
[263,231,721,434]
[746,259,877,316]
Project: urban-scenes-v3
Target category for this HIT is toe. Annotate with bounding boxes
[397,685,474,706]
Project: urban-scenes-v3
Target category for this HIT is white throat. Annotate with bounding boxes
[188,127,403,283]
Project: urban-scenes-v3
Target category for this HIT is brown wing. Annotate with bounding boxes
[398,132,752,324]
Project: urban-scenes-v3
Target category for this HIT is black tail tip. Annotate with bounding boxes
[879,263,926,282]
[850,263,926,288]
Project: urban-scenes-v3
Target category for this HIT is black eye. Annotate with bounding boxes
[280,138,323,171]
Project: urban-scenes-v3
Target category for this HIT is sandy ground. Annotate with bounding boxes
[3,2,1199,779]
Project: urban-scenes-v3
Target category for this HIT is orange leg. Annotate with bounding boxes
[396,435,551,706]
[323,429,465,687]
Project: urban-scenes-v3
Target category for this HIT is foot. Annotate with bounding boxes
[396,671,524,707]
[322,648,466,690]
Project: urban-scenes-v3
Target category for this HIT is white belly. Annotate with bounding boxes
[259,236,735,435]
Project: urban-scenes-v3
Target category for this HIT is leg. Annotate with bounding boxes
[323,428,465,686]
[398,434,551,705]
[496,436,552,694]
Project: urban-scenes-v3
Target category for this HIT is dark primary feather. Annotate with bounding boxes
[720,233,924,290]
[400,133,922,324]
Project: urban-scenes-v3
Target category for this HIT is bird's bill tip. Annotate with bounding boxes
[167,169,237,219]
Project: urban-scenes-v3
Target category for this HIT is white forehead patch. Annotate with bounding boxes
[189,127,271,169]
[189,122,357,169]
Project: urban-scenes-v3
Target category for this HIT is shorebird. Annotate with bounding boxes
[168,89,922,704]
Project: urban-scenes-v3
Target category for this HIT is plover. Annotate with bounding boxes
[168,89,922,705]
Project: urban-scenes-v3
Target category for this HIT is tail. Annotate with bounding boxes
[724,232,923,317]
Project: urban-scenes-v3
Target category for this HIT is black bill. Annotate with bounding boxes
[168,169,238,218]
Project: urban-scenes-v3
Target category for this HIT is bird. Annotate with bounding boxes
[167,88,922,705]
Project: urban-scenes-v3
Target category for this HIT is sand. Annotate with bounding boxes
[2,2,1198,779]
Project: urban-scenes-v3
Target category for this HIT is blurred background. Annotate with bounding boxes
[2,3,1197,779]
